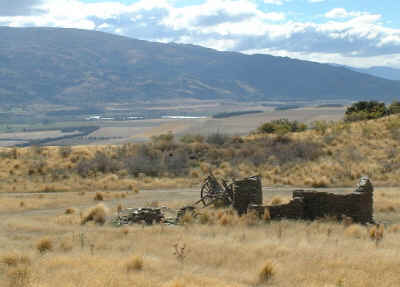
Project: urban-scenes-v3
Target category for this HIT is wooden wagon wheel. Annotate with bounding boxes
[200,177,218,206]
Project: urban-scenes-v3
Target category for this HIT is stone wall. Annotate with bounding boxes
[250,177,374,224]
[233,175,263,215]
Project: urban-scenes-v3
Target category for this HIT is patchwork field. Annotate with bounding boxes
[0,106,345,146]
[0,186,399,287]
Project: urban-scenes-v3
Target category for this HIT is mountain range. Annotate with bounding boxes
[347,66,400,81]
[0,26,399,106]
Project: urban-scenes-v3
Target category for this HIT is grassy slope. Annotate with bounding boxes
[0,115,399,193]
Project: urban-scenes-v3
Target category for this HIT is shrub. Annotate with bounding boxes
[240,211,259,226]
[162,147,190,176]
[179,212,194,225]
[345,101,388,122]
[58,145,72,158]
[7,265,31,287]
[59,241,73,252]
[180,134,204,144]
[91,151,121,173]
[369,224,384,244]
[1,253,31,267]
[125,256,144,272]
[206,132,232,146]
[312,120,330,135]
[124,144,163,177]
[151,132,178,152]
[36,238,53,253]
[198,213,210,224]
[345,224,364,239]
[258,261,275,283]
[94,192,104,201]
[271,197,282,205]
[263,209,271,221]
[65,207,76,214]
[389,101,400,114]
[258,119,307,134]
[81,204,109,225]
[76,151,121,177]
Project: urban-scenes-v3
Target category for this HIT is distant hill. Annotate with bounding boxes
[347,66,400,81]
[1,26,400,106]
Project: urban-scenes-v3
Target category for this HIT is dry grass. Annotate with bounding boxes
[64,207,76,214]
[94,192,104,201]
[81,204,109,225]
[0,120,399,286]
[7,265,31,287]
[0,115,399,194]
[1,253,31,267]
[124,255,144,272]
[0,186,400,287]
[36,237,53,254]
[258,261,275,284]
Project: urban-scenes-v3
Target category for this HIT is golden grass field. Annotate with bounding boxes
[0,186,400,287]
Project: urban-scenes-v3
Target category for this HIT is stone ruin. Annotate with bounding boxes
[232,175,263,215]
[250,176,374,224]
[112,176,374,226]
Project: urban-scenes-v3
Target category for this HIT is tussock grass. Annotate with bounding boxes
[64,207,76,214]
[81,204,109,225]
[345,224,365,239]
[7,265,31,287]
[94,192,104,201]
[258,261,275,284]
[0,189,400,287]
[1,253,31,267]
[0,115,399,193]
[36,237,53,254]
[124,255,144,272]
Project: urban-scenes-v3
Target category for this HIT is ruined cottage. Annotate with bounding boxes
[251,177,374,224]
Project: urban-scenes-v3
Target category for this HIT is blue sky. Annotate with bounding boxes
[1,0,400,68]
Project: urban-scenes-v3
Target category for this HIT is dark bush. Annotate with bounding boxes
[58,146,72,158]
[162,147,190,176]
[124,145,163,177]
[91,151,121,173]
[389,101,400,114]
[231,136,323,166]
[206,132,232,146]
[345,101,388,122]
[151,132,178,152]
[75,151,120,177]
[257,119,307,134]
[180,134,205,144]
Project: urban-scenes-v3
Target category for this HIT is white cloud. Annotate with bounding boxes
[263,0,286,5]
[324,8,376,20]
[242,48,400,68]
[0,0,44,16]
[308,0,325,3]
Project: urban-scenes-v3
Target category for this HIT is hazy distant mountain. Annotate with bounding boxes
[0,26,399,106]
[347,66,400,81]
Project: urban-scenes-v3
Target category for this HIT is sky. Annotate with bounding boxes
[1,0,400,68]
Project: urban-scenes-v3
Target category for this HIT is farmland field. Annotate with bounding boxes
[0,106,346,146]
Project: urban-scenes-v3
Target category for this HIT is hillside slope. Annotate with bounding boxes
[1,27,400,105]
[0,114,399,193]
